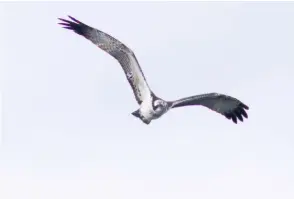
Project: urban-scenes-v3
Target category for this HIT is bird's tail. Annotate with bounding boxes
[131,109,140,118]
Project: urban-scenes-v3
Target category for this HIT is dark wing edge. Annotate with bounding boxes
[58,15,89,37]
[170,93,249,124]
[58,15,128,50]
[57,15,153,105]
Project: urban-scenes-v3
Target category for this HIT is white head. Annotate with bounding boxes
[153,99,168,116]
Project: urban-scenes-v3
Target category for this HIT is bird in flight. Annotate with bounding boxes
[58,15,249,125]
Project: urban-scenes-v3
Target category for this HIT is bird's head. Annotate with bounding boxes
[153,99,168,114]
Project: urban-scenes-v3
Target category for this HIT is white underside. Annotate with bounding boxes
[139,97,155,121]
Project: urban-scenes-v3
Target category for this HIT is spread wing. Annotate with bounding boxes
[58,15,152,104]
[170,93,249,124]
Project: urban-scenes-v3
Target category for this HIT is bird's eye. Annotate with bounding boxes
[153,100,163,110]
[154,103,160,109]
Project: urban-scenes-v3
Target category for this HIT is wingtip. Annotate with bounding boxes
[231,115,237,124]
[57,15,81,24]
[67,15,82,24]
[241,103,249,110]
[57,17,71,26]
[57,15,85,35]
[63,27,74,30]
[58,22,67,26]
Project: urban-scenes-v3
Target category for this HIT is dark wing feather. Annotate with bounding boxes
[58,15,152,104]
[170,93,249,124]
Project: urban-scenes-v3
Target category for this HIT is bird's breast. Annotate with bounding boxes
[140,99,155,120]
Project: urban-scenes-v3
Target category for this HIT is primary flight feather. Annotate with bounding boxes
[58,15,249,125]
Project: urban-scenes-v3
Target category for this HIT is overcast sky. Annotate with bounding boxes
[1,1,294,199]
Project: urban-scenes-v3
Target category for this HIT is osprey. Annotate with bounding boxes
[58,16,249,125]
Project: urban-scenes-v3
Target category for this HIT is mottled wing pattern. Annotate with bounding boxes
[58,16,151,104]
[171,93,249,124]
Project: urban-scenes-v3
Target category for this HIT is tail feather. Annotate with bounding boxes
[131,110,140,118]
[131,110,151,125]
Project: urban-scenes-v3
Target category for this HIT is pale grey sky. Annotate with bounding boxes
[1,2,294,199]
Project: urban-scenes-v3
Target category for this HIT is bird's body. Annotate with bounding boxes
[137,97,157,124]
[58,16,249,125]
[134,96,170,124]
